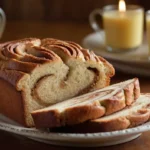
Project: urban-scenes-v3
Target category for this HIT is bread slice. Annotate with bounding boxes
[52,94,150,133]
[32,78,140,128]
[0,38,114,127]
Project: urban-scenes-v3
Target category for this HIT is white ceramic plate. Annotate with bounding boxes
[82,32,150,76]
[0,114,150,147]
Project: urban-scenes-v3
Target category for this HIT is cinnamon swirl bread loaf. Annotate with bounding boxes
[0,38,114,127]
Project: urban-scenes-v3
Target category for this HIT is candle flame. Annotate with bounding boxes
[119,0,126,12]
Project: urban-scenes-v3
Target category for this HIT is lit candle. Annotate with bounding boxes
[103,0,144,52]
[118,0,126,12]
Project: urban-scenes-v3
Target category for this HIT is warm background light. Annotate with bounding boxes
[119,0,126,12]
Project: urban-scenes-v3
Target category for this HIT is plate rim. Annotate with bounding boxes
[82,32,149,64]
[0,114,150,141]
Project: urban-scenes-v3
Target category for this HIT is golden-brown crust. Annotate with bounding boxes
[7,59,38,73]
[0,69,27,88]
[0,78,26,126]
[98,55,115,78]
[32,102,106,128]
[50,117,131,133]
[0,38,61,73]
[101,91,126,115]
[134,78,141,100]
[128,109,150,127]
[32,109,61,128]
[60,108,150,133]
[61,101,105,125]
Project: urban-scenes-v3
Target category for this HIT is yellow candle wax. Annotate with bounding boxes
[103,10,144,50]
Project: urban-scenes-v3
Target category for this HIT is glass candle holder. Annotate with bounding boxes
[89,5,144,52]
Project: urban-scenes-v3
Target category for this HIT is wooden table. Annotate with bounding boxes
[0,21,150,150]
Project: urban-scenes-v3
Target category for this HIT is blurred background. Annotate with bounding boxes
[0,0,149,21]
[0,0,149,43]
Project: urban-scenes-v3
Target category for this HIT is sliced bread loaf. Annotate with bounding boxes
[32,78,140,128]
[0,38,114,127]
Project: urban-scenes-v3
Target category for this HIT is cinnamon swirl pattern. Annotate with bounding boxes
[0,38,114,126]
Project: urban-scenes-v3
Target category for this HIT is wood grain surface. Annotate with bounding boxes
[1,130,150,150]
[0,21,150,149]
